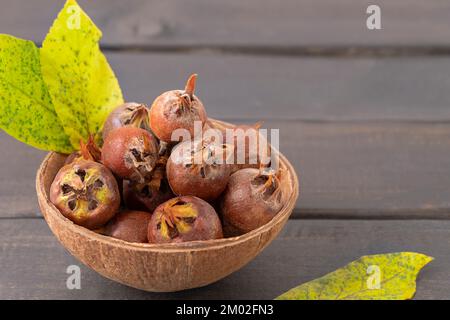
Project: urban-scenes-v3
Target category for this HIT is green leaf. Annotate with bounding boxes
[40,0,123,148]
[0,34,73,153]
[276,252,433,300]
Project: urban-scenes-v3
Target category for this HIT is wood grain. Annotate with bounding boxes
[107,52,450,122]
[0,132,46,218]
[2,120,449,219]
[1,45,449,219]
[279,122,450,218]
[0,218,446,299]
[1,0,450,48]
[1,0,449,300]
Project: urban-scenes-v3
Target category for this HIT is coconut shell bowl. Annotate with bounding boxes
[36,119,299,292]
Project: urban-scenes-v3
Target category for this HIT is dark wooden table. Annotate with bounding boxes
[1,0,450,299]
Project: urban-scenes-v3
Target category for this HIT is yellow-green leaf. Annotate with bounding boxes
[0,34,73,153]
[276,252,433,300]
[40,0,123,149]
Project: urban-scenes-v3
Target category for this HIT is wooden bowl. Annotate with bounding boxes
[36,120,299,292]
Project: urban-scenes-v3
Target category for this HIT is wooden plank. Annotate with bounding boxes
[0,132,46,218]
[1,1,450,48]
[107,52,450,122]
[0,218,447,299]
[1,52,450,124]
[2,120,450,219]
[2,53,450,218]
[279,121,450,218]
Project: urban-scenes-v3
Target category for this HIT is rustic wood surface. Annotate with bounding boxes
[0,219,447,299]
[3,121,450,219]
[107,53,450,122]
[1,0,450,48]
[1,0,450,299]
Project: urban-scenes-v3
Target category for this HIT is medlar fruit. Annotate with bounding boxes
[104,210,152,243]
[123,144,174,212]
[50,159,120,229]
[102,127,159,183]
[102,102,151,141]
[166,139,231,201]
[206,120,270,173]
[220,168,283,236]
[149,74,207,143]
[148,196,223,244]
[123,179,174,213]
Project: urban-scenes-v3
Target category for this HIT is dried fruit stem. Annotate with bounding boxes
[79,135,101,162]
[184,73,198,97]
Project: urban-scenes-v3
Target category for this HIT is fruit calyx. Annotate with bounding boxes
[179,73,198,111]
[120,103,149,129]
[124,138,158,182]
[79,135,102,162]
[157,198,198,239]
[60,166,107,215]
[252,168,283,202]
[132,163,169,197]
[184,141,232,178]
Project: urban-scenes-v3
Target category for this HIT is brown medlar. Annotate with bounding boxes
[206,120,270,173]
[50,159,120,229]
[104,210,152,243]
[166,139,231,201]
[148,196,223,244]
[149,74,207,143]
[102,102,151,141]
[220,168,284,236]
[123,179,174,213]
[102,127,159,183]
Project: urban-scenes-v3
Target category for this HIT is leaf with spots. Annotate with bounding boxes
[276,252,433,300]
[0,34,73,153]
[40,0,123,148]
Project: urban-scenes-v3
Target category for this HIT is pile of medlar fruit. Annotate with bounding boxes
[50,74,286,244]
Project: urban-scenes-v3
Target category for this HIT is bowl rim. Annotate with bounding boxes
[36,122,299,253]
